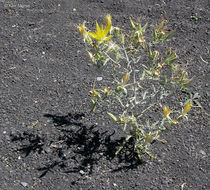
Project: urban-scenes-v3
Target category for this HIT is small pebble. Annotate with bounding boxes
[199,150,206,156]
[20,182,28,187]
[161,178,168,185]
[79,170,85,175]
[194,177,200,181]
[113,183,117,187]
[96,77,103,81]
[44,147,51,153]
[28,22,35,26]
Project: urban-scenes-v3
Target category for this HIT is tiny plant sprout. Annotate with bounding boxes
[78,15,199,162]
[191,13,202,21]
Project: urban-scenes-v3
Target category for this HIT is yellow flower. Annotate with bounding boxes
[154,69,160,76]
[145,135,153,143]
[88,15,112,42]
[163,106,171,117]
[182,102,191,115]
[130,113,136,123]
[78,22,88,37]
[104,86,111,95]
[90,89,101,98]
[160,30,165,35]
[120,116,125,124]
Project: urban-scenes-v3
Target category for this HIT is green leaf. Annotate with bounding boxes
[153,29,157,41]
[142,90,148,100]
[116,97,125,107]
[158,20,165,31]
[136,147,143,162]
[193,100,202,108]
[152,121,159,128]
[163,75,167,86]
[107,112,118,122]
[181,79,192,89]
[164,30,175,41]
[193,92,200,99]
[129,17,136,30]
[142,23,148,34]
[158,32,164,40]
[140,70,145,80]
[91,99,97,112]
[166,54,178,65]
[115,86,123,93]
[183,99,191,106]
[148,46,153,59]
[145,69,153,76]
[120,34,125,44]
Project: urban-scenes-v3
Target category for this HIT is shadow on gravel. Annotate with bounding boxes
[10,113,142,178]
[11,131,45,157]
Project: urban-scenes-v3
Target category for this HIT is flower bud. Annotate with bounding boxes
[122,73,130,86]
[145,135,153,143]
[154,69,160,76]
[104,86,111,95]
[163,106,171,117]
[153,50,159,61]
[78,22,87,37]
[182,102,191,115]
[105,14,112,27]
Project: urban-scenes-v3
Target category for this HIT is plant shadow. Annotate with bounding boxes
[10,112,142,178]
[11,131,45,157]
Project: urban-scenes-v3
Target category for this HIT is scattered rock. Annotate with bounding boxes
[20,182,28,187]
[96,77,103,81]
[199,150,206,156]
[113,183,117,187]
[28,22,35,26]
[79,170,85,175]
